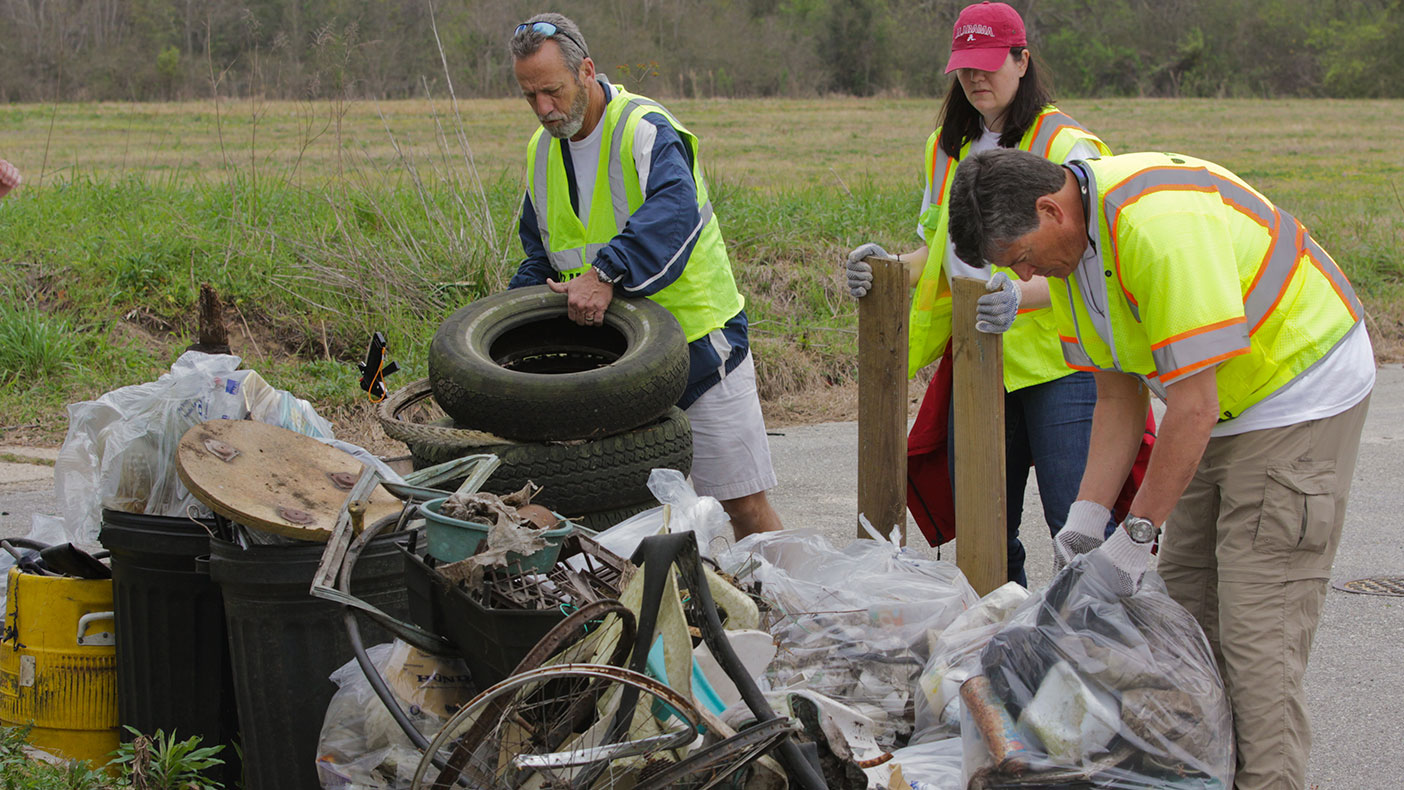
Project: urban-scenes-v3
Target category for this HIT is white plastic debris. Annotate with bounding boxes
[1017,659,1121,764]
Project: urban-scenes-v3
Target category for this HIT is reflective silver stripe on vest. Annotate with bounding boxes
[1069,164,1125,370]
[608,96,716,228]
[1027,111,1085,158]
[1101,163,1362,336]
[1075,159,1362,392]
[927,147,950,210]
[1284,217,1361,323]
[530,132,557,264]
[1060,337,1095,369]
[1150,320,1249,382]
[606,94,715,295]
[529,93,719,282]
[529,134,587,274]
[608,96,666,229]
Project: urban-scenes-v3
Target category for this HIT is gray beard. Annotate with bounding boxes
[544,79,590,139]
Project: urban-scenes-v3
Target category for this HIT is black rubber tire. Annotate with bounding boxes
[428,286,689,442]
[567,500,660,534]
[409,408,693,515]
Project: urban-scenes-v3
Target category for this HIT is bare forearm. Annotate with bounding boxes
[1018,276,1051,309]
[1077,372,1149,508]
[897,245,929,288]
[1128,369,1219,525]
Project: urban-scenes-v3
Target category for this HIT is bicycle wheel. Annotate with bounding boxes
[633,716,799,790]
[428,599,637,789]
[412,664,701,790]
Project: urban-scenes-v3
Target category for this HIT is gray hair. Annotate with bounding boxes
[948,148,1067,267]
[509,13,589,74]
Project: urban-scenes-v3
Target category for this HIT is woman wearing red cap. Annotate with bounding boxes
[844,1,1142,587]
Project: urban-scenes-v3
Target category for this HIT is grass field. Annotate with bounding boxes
[1,97,1401,444]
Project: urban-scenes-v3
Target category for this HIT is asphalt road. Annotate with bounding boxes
[3,367,1402,787]
[763,365,1404,790]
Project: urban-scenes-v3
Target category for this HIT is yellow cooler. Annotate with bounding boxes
[0,567,119,765]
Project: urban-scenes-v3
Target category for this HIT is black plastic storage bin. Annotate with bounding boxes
[98,509,240,784]
[402,547,564,687]
[210,533,408,790]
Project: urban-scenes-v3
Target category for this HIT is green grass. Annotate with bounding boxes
[0,725,110,789]
[1,97,1401,441]
[0,724,227,788]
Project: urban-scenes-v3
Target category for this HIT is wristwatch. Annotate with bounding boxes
[1122,515,1161,544]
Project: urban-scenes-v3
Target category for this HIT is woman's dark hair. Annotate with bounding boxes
[937,47,1053,159]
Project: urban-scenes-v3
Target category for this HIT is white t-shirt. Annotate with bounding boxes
[1210,321,1374,437]
[568,113,657,227]
[916,124,1101,283]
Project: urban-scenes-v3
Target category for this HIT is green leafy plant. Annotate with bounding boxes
[109,727,224,790]
[0,724,112,790]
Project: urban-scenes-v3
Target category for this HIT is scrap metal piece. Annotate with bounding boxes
[277,506,314,525]
[631,716,800,790]
[204,438,240,462]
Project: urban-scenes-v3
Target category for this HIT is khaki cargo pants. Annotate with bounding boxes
[1157,394,1370,790]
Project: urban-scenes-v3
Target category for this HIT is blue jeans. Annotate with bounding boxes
[948,371,1098,586]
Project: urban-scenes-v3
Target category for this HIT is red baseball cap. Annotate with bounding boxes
[945,1,1027,74]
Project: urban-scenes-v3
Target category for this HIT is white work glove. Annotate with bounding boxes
[975,272,1021,334]
[843,243,888,298]
[1053,500,1112,572]
[1092,524,1155,597]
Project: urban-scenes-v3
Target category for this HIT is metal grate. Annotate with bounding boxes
[1332,576,1404,597]
[473,534,631,610]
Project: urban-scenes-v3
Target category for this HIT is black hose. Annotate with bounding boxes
[336,515,448,770]
[629,532,829,790]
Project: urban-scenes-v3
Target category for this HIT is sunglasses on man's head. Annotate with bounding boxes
[514,21,589,57]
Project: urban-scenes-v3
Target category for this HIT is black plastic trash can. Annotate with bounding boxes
[98,510,240,783]
[209,533,408,790]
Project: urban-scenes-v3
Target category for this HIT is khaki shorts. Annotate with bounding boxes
[684,353,778,501]
[1158,394,1370,790]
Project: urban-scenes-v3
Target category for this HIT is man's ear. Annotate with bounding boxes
[1035,193,1064,226]
[579,56,596,81]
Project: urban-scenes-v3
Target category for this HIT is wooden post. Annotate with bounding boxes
[857,255,908,542]
[951,276,1006,594]
[187,282,231,355]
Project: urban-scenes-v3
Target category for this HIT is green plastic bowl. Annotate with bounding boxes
[422,497,573,571]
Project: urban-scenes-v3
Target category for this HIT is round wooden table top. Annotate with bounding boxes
[176,419,403,541]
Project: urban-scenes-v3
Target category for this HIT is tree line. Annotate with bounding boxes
[1,0,1400,102]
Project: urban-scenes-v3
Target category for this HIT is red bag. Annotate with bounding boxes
[905,342,1156,546]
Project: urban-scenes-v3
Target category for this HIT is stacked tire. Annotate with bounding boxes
[385,286,692,531]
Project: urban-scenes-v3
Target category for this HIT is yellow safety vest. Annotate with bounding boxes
[910,106,1111,384]
[1054,152,1363,421]
[524,84,743,342]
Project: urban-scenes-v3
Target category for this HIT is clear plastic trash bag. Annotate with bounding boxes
[959,551,1233,789]
[592,468,732,559]
[51,351,339,545]
[714,529,978,749]
[913,581,1029,742]
[54,351,252,543]
[317,641,474,790]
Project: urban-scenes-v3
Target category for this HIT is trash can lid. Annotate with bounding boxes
[176,419,403,542]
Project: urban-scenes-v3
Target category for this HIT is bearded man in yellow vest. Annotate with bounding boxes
[948,147,1374,790]
[508,13,782,538]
